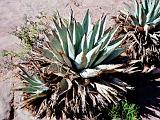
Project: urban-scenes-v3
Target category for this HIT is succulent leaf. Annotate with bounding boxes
[99,16,107,39]
[75,51,87,69]
[67,29,75,60]
[87,20,101,50]
[19,66,49,95]
[82,9,91,35]
[105,48,124,63]
[134,0,139,19]
[86,44,102,67]
[94,36,124,66]
[103,26,120,49]
[53,20,68,55]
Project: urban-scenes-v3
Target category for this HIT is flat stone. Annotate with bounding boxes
[0,79,14,120]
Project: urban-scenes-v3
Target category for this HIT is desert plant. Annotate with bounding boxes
[18,10,131,119]
[14,21,39,48]
[0,46,31,60]
[114,0,160,67]
[106,100,140,120]
[13,13,48,48]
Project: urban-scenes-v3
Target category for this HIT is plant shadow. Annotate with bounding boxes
[114,69,160,119]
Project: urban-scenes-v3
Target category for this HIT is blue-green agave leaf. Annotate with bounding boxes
[88,20,101,50]
[45,33,66,62]
[80,34,87,52]
[94,37,124,66]
[96,32,110,45]
[67,29,75,60]
[21,75,43,86]
[139,3,146,26]
[142,0,149,14]
[146,0,156,22]
[82,9,92,35]
[152,17,160,26]
[105,48,124,63]
[32,75,45,84]
[86,44,102,67]
[53,20,68,55]
[75,51,87,69]
[73,21,83,52]
[133,0,139,19]
[103,26,119,50]
[43,47,64,64]
[152,0,160,18]
[98,16,107,39]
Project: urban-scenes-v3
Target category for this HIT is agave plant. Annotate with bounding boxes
[19,10,129,119]
[114,0,160,66]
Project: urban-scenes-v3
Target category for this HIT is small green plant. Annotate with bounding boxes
[0,50,17,57]
[106,100,140,120]
[13,12,48,48]
[14,22,39,48]
[18,10,133,119]
[0,46,30,60]
[107,103,121,119]
[114,0,160,66]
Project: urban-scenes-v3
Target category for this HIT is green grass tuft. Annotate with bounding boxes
[106,100,140,120]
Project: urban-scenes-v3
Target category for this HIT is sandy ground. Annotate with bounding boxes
[0,0,128,51]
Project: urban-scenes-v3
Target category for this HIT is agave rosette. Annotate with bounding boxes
[19,66,48,99]
[116,0,160,66]
[43,10,126,77]
[119,0,160,33]
[19,10,128,119]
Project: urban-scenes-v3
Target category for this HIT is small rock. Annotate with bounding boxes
[0,79,14,120]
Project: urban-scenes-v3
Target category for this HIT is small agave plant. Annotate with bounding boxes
[19,10,129,119]
[114,0,160,66]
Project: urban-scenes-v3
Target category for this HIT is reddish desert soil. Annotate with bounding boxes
[0,0,160,120]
